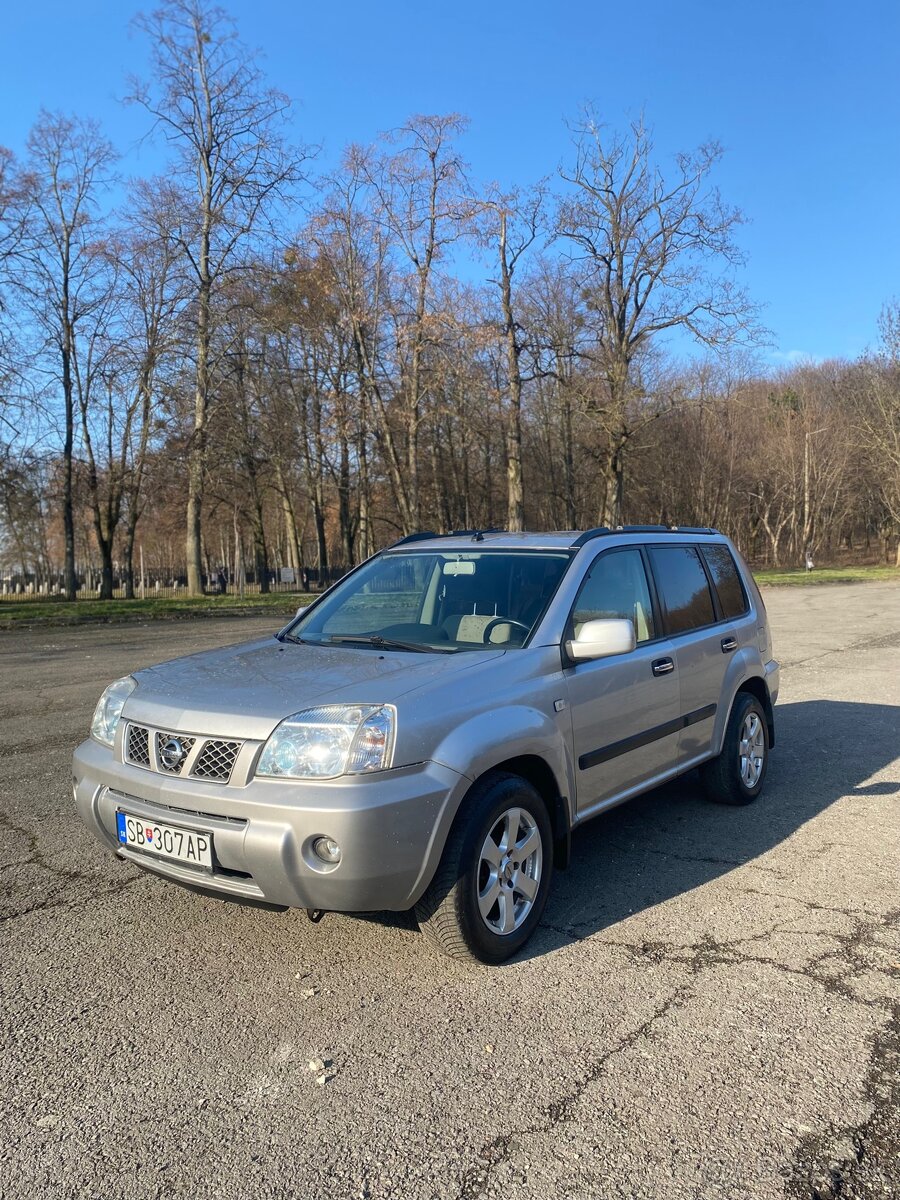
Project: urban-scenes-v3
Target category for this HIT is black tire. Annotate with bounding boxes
[414,771,554,964]
[701,691,769,806]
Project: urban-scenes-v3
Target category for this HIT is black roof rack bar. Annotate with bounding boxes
[390,531,438,547]
[389,528,508,549]
[571,524,720,548]
[569,526,611,547]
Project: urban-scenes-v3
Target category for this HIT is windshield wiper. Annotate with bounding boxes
[327,634,455,654]
[275,631,306,644]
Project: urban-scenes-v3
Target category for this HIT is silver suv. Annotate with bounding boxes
[73,528,779,963]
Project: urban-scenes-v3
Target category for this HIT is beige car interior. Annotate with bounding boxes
[572,552,653,643]
[440,613,515,644]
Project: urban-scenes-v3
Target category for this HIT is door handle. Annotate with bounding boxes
[721,636,738,653]
[652,657,675,676]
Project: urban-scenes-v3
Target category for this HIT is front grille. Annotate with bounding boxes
[126,724,150,766]
[156,732,196,774]
[123,724,243,784]
[192,739,240,782]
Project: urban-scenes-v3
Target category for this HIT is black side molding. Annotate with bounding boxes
[578,704,717,770]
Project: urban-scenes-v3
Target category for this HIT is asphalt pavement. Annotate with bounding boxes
[2,582,899,1200]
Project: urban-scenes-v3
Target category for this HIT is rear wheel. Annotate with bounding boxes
[701,691,769,805]
[415,772,554,964]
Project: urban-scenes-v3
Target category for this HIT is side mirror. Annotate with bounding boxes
[566,618,636,662]
[295,605,308,618]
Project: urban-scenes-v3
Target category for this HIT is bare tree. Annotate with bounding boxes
[115,182,186,595]
[0,148,29,436]
[311,149,395,554]
[557,112,761,525]
[129,0,306,594]
[363,114,472,532]
[13,112,116,599]
[855,305,900,565]
[481,185,546,530]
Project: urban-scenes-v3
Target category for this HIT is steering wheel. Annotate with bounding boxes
[482,617,530,644]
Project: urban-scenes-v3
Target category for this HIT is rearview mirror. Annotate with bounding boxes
[566,618,636,662]
[442,561,475,576]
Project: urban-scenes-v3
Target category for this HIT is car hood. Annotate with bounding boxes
[123,637,502,740]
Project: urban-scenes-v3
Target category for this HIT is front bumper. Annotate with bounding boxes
[72,738,469,911]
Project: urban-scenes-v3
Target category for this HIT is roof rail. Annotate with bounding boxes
[569,526,611,547]
[571,524,720,547]
[390,531,438,547]
[389,527,508,549]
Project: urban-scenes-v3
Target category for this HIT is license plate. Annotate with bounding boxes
[116,810,212,869]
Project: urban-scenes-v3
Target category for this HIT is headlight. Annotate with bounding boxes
[257,704,395,780]
[90,677,136,747]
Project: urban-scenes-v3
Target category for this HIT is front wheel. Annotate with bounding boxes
[414,772,554,964]
[701,691,769,805]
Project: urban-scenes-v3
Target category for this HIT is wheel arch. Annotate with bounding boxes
[731,675,776,748]
[478,755,572,870]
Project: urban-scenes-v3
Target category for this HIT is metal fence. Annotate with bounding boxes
[0,566,348,602]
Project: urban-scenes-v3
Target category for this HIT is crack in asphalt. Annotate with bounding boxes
[457,979,697,1200]
[787,1005,900,1199]
[0,810,98,884]
[452,908,900,1198]
[0,872,145,924]
[542,906,900,1011]
[737,886,874,920]
[778,618,900,671]
[602,838,785,876]
[0,809,144,923]
[1,736,81,756]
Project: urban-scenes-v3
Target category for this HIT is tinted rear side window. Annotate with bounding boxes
[649,546,715,634]
[702,544,748,619]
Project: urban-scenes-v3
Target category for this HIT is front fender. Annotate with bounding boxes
[431,704,570,797]
[401,704,574,899]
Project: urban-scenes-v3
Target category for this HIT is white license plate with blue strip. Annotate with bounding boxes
[116,810,212,869]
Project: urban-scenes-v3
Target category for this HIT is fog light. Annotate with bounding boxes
[313,837,341,864]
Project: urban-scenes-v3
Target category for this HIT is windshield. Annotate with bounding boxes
[289,550,572,652]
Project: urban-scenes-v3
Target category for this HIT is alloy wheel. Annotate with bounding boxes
[739,711,766,788]
[476,806,543,936]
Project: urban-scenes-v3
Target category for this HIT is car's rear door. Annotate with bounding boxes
[645,543,739,766]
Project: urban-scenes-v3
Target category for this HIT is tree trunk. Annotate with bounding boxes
[122,526,136,600]
[338,435,354,568]
[313,499,328,578]
[253,500,269,593]
[186,229,212,596]
[283,496,300,573]
[600,442,625,527]
[499,213,525,532]
[61,332,77,600]
[97,535,114,601]
[357,421,371,560]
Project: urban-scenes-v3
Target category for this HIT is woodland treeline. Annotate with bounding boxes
[1,1,899,599]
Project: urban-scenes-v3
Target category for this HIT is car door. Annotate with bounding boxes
[563,547,681,817]
[645,544,731,765]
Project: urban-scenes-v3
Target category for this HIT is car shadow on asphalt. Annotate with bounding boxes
[516,698,900,962]
[340,700,899,960]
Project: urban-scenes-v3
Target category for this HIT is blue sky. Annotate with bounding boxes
[3,0,899,364]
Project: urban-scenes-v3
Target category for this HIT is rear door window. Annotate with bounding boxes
[648,546,716,635]
[701,544,749,619]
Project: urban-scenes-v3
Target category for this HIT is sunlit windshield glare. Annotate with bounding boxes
[293,551,571,652]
